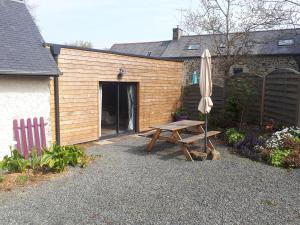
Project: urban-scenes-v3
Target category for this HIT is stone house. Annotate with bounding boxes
[0,0,60,159]
[111,27,300,87]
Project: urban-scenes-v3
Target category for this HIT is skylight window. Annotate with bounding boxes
[187,44,200,50]
[278,39,294,46]
[219,43,226,48]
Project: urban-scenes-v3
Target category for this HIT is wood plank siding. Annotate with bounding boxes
[50,48,183,145]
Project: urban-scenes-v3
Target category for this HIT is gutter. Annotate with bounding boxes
[50,44,62,145]
[0,71,61,76]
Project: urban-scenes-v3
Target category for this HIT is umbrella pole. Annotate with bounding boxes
[205,113,208,153]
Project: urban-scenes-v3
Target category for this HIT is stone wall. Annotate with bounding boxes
[183,55,300,87]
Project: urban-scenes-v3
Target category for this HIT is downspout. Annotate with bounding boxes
[50,45,61,145]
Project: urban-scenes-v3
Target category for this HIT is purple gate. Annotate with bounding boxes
[13,117,47,158]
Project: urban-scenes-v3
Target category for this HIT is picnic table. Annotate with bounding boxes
[140,120,220,161]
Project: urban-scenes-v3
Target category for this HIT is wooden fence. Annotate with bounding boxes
[263,68,300,126]
[182,68,300,127]
[13,117,47,158]
[225,73,263,124]
[183,84,224,120]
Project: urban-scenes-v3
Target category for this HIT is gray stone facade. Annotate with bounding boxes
[183,55,300,87]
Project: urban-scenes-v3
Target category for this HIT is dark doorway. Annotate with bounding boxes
[100,82,137,138]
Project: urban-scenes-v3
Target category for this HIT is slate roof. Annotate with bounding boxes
[0,0,60,76]
[111,29,300,58]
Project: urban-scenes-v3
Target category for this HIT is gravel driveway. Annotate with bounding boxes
[0,135,299,225]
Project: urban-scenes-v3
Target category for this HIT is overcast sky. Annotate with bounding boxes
[27,0,196,49]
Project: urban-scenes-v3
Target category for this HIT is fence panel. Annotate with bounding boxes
[225,73,263,124]
[13,117,47,158]
[183,84,224,120]
[263,68,300,126]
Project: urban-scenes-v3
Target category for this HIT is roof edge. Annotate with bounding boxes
[162,52,300,60]
[0,70,61,76]
[46,43,184,62]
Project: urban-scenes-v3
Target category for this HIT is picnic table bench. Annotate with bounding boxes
[139,120,220,161]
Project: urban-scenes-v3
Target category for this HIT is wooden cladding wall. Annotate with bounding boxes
[263,69,300,126]
[183,84,224,120]
[51,48,183,145]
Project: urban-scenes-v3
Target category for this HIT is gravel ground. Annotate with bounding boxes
[0,135,299,225]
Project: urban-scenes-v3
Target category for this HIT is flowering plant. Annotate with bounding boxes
[265,127,300,149]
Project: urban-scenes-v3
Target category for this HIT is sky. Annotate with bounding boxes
[27,0,196,49]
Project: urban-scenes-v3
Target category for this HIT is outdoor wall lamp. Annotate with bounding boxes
[118,68,125,79]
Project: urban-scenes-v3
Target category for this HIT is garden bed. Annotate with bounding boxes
[0,144,98,191]
[225,126,300,168]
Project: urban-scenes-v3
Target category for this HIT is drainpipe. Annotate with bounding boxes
[50,45,61,145]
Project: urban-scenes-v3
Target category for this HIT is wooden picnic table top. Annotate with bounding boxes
[150,120,205,131]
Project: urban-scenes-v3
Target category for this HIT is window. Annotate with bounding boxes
[219,43,226,48]
[278,39,294,46]
[146,51,152,56]
[233,68,243,75]
[187,44,200,50]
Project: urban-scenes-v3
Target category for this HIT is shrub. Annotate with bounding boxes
[175,107,188,117]
[225,128,245,146]
[41,144,87,173]
[235,133,265,161]
[281,137,300,168]
[30,150,41,171]
[0,144,88,174]
[270,149,291,167]
[0,150,30,173]
[284,150,300,168]
[265,127,300,149]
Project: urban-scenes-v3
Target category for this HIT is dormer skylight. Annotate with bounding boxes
[187,44,200,50]
[278,39,294,46]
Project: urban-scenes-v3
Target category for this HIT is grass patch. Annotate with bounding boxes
[261,199,277,207]
[16,175,29,185]
[0,175,4,183]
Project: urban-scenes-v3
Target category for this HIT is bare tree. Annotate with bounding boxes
[66,41,93,48]
[184,0,300,77]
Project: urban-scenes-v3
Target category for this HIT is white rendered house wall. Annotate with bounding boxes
[0,76,52,159]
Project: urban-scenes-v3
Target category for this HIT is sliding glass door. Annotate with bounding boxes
[100,82,137,138]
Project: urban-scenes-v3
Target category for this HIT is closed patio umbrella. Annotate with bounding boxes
[198,49,213,152]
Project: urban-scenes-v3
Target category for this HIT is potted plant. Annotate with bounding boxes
[174,107,189,121]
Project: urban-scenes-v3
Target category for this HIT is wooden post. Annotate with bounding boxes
[13,120,21,153]
[27,119,34,153]
[33,117,41,154]
[40,117,47,150]
[260,75,266,127]
[20,119,28,159]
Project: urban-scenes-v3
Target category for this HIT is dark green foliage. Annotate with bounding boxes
[30,150,41,171]
[225,128,245,146]
[270,149,291,167]
[41,144,88,173]
[0,145,88,174]
[225,78,256,128]
[0,150,30,173]
[175,107,189,117]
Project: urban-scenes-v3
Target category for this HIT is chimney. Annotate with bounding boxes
[173,26,183,41]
